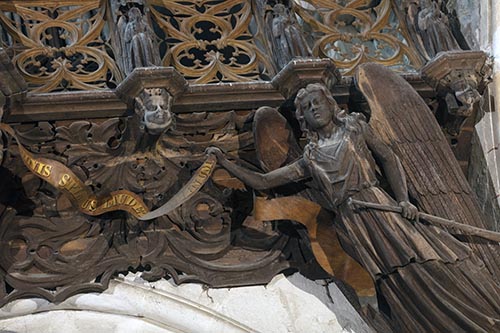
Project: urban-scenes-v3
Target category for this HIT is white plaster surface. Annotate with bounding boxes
[472,0,500,220]
[448,0,481,50]
[476,110,500,210]
[0,273,373,333]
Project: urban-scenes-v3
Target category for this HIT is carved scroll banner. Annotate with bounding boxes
[254,196,375,297]
[137,155,217,220]
[0,124,216,220]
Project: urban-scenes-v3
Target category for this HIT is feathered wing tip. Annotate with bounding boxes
[355,63,500,280]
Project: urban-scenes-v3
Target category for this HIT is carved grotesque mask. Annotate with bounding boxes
[456,86,481,107]
[135,88,174,135]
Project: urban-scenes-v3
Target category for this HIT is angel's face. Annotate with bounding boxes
[301,91,333,130]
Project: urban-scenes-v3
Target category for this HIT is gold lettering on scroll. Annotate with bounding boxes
[82,199,98,212]
[2,123,150,219]
[58,174,89,206]
[20,150,52,178]
[188,160,216,194]
[101,194,148,216]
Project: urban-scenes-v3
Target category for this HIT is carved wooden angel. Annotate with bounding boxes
[207,64,500,331]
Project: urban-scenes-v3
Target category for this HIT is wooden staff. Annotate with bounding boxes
[348,198,500,243]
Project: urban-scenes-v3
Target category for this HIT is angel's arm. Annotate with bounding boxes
[207,148,309,190]
[364,125,408,202]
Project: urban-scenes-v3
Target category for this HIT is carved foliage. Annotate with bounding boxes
[0,111,312,306]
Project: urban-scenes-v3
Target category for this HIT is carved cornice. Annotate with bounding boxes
[115,67,188,103]
[5,90,128,122]
[4,59,436,123]
[272,58,341,100]
[175,82,284,113]
[421,50,492,93]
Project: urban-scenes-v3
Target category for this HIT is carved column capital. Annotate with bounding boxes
[421,50,492,95]
[421,51,492,137]
[271,58,341,100]
[115,67,188,103]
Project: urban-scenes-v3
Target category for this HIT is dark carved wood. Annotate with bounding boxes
[421,50,493,174]
[0,1,498,331]
[0,105,323,306]
[5,58,437,123]
[208,69,500,332]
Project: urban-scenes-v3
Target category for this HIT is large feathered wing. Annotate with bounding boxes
[356,63,500,279]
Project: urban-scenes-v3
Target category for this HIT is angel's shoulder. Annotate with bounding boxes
[339,111,368,135]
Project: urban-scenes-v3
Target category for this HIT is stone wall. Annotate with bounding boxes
[448,0,500,230]
[0,273,373,333]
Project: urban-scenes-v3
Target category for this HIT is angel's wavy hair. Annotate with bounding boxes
[294,83,364,143]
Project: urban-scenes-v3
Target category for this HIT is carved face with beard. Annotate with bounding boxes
[135,88,174,135]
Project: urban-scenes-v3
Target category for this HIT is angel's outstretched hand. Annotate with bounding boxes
[399,201,418,220]
[205,146,224,159]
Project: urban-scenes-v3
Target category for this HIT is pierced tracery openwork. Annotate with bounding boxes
[292,0,425,74]
[0,3,498,331]
[148,0,275,83]
[0,1,122,92]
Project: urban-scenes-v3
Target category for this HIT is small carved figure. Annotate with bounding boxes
[207,83,500,332]
[119,7,160,75]
[417,0,460,58]
[454,84,481,116]
[404,0,431,60]
[271,4,312,70]
[444,83,481,135]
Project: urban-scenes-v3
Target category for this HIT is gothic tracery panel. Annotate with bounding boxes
[148,0,275,83]
[292,0,425,74]
[0,1,122,92]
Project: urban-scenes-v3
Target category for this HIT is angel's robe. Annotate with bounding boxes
[300,123,500,332]
[302,125,378,209]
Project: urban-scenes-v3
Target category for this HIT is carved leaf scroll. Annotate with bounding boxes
[0,109,317,306]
